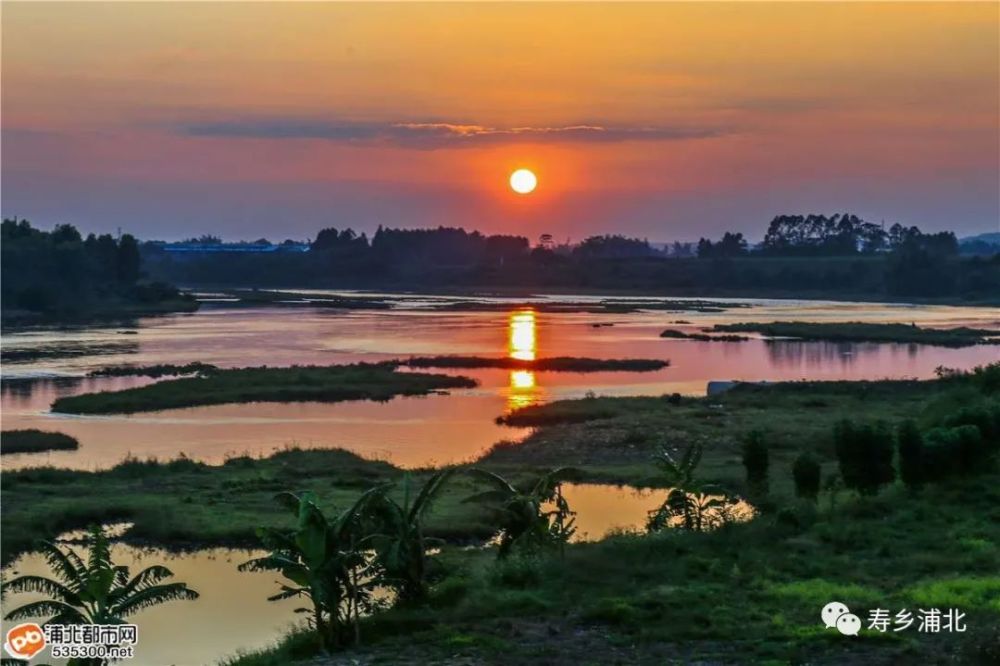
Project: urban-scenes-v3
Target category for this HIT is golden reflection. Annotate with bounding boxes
[507,309,541,411]
[508,309,536,361]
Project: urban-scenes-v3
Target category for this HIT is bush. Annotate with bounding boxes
[897,420,924,489]
[953,425,987,473]
[833,420,895,495]
[741,430,769,494]
[922,427,961,482]
[942,404,1000,447]
[792,452,821,500]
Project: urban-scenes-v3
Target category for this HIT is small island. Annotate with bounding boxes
[1,429,80,455]
[707,321,999,347]
[52,363,477,415]
[400,356,669,372]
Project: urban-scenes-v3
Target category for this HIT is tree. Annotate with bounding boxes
[792,452,821,501]
[741,431,769,495]
[364,470,455,603]
[239,491,376,650]
[897,420,924,490]
[2,526,198,650]
[833,420,896,495]
[464,468,579,559]
[116,234,141,283]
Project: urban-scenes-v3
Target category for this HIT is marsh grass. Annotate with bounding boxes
[709,321,999,347]
[1,429,79,455]
[51,363,477,414]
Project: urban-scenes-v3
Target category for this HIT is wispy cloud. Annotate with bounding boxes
[178,118,726,148]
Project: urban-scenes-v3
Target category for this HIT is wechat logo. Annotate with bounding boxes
[822,601,861,636]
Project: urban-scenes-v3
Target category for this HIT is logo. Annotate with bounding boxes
[4,622,47,660]
[821,601,861,636]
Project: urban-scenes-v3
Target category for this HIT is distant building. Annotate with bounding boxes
[154,241,310,255]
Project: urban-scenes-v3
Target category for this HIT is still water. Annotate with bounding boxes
[2,293,998,471]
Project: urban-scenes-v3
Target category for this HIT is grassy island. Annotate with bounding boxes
[52,363,477,414]
[1,429,79,455]
[707,321,999,347]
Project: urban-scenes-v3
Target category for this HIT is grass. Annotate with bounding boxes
[88,362,218,378]
[1,429,79,455]
[401,356,669,372]
[51,363,477,414]
[659,328,749,342]
[0,447,500,564]
[708,321,999,347]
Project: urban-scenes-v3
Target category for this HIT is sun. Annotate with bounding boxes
[509,168,537,195]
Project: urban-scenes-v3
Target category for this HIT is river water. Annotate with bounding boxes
[2,293,997,471]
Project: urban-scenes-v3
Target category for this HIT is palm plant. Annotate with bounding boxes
[465,467,579,558]
[364,469,455,604]
[2,526,198,650]
[646,443,737,533]
[239,491,376,650]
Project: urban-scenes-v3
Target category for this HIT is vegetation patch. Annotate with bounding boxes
[401,356,668,372]
[51,363,477,414]
[708,321,999,347]
[88,362,219,378]
[1,429,79,455]
[660,328,749,342]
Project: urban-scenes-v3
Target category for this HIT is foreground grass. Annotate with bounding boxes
[0,448,500,564]
[708,321,999,347]
[226,475,1000,665]
[1,429,79,455]
[51,363,477,414]
[401,356,669,372]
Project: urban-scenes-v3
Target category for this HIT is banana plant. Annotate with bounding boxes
[364,469,456,604]
[464,467,579,558]
[2,526,198,665]
[646,443,737,533]
[239,491,377,650]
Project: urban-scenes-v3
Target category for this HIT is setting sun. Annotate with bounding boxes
[509,168,537,195]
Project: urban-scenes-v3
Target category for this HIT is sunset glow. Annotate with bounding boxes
[2,2,996,240]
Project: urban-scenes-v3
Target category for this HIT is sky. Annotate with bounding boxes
[2,2,998,243]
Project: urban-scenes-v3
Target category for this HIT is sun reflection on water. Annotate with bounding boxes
[507,309,542,411]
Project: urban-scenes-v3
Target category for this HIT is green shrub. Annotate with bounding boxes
[953,424,987,473]
[833,419,895,495]
[942,403,1000,445]
[741,430,769,495]
[792,452,821,501]
[897,420,924,489]
[922,427,961,482]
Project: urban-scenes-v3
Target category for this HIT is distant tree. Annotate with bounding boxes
[792,452,821,501]
[117,234,141,283]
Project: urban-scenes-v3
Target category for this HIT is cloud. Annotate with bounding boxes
[178,118,726,148]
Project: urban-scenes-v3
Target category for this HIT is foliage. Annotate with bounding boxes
[791,452,821,501]
[464,468,579,559]
[833,420,896,495]
[1,218,193,318]
[239,491,378,650]
[364,470,457,603]
[897,420,924,490]
[741,431,769,495]
[646,442,739,532]
[1,526,198,629]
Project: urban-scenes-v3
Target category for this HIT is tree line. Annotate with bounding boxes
[2,218,191,317]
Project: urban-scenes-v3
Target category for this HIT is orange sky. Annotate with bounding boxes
[2,2,998,241]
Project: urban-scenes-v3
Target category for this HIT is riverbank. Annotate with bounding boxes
[707,321,1000,347]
